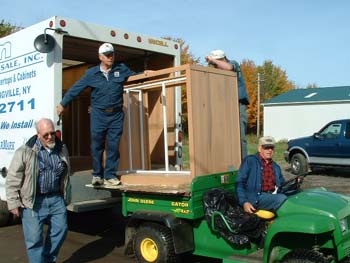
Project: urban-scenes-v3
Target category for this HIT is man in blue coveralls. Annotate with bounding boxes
[205,50,250,160]
[57,43,135,186]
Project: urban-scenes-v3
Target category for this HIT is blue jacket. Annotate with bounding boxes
[61,63,135,109]
[236,153,285,206]
[229,60,250,105]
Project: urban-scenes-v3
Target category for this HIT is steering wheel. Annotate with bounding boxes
[280,174,306,195]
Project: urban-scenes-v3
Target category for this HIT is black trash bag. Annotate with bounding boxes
[203,188,266,246]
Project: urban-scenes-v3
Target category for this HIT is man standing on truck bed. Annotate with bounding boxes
[236,136,287,213]
[57,43,135,186]
[205,50,250,159]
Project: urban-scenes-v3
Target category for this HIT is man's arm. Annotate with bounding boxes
[236,158,250,205]
[205,56,233,71]
[57,72,90,116]
[243,202,256,214]
[274,162,286,186]
[6,148,26,211]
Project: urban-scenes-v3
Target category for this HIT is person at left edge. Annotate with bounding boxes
[56,43,136,187]
[6,118,71,263]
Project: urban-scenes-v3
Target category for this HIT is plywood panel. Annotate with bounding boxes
[147,89,176,165]
[63,65,92,172]
[119,92,150,170]
[186,65,241,176]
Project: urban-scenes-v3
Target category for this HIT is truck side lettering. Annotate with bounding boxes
[0,98,35,114]
[171,202,189,207]
[172,208,190,214]
[148,38,168,47]
[0,140,15,150]
[127,197,155,205]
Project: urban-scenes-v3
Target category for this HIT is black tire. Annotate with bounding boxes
[290,153,308,176]
[133,223,178,263]
[282,248,329,263]
[0,200,10,227]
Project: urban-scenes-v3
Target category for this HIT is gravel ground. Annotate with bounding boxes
[281,163,350,195]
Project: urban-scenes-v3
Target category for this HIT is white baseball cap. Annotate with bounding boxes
[208,49,226,59]
[98,43,114,55]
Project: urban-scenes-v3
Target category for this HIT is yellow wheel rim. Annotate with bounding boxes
[140,238,158,262]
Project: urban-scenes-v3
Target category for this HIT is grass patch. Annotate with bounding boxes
[247,134,288,165]
[181,133,288,170]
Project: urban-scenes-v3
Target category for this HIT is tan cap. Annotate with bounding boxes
[259,136,276,147]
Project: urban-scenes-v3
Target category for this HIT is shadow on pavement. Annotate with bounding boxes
[63,204,127,262]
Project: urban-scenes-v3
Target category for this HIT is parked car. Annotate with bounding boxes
[284,119,350,175]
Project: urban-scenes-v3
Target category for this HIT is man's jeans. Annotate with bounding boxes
[90,107,124,180]
[257,192,287,211]
[21,194,67,263]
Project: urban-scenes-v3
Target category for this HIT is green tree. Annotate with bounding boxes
[0,20,20,38]
[241,60,295,133]
[240,60,258,129]
[257,60,295,99]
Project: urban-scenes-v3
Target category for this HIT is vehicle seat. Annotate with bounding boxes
[203,188,266,246]
[255,210,275,220]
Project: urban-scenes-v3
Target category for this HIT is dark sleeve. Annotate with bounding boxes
[274,163,286,186]
[119,63,136,80]
[236,156,251,206]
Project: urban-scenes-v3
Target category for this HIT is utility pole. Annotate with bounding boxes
[256,73,264,138]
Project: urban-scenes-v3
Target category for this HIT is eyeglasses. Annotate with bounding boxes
[42,131,56,139]
[262,145,275,150]
[103,52,114,58]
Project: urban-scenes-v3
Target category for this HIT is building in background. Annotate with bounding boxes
[263,86,350,141]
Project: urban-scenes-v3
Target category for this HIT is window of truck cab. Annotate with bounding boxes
[319,123,342,139]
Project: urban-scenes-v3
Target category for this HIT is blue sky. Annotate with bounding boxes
[1,0,349,88]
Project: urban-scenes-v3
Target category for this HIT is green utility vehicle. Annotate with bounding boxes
[121,171,350,263]
[107,66,350,263]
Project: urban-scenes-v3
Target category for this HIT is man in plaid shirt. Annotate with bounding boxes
[236,136,287,213]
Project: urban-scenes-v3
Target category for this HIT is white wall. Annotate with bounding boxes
[263,103,350,141]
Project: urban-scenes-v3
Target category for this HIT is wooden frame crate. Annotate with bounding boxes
[120,64,241,187]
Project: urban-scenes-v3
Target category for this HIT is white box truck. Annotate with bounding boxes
[0,16,182,225]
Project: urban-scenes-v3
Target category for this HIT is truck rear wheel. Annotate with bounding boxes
[282,248,329,263]
[290,153,308,175]
[0,200,10,227]
[134,223,177,263]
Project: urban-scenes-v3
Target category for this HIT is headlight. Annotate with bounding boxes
[340,217,348,234]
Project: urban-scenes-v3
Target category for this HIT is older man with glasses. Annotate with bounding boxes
[236,136,287,213]
[6,118,71,263]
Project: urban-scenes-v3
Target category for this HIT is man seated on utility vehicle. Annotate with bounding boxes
[236,136,287,214]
